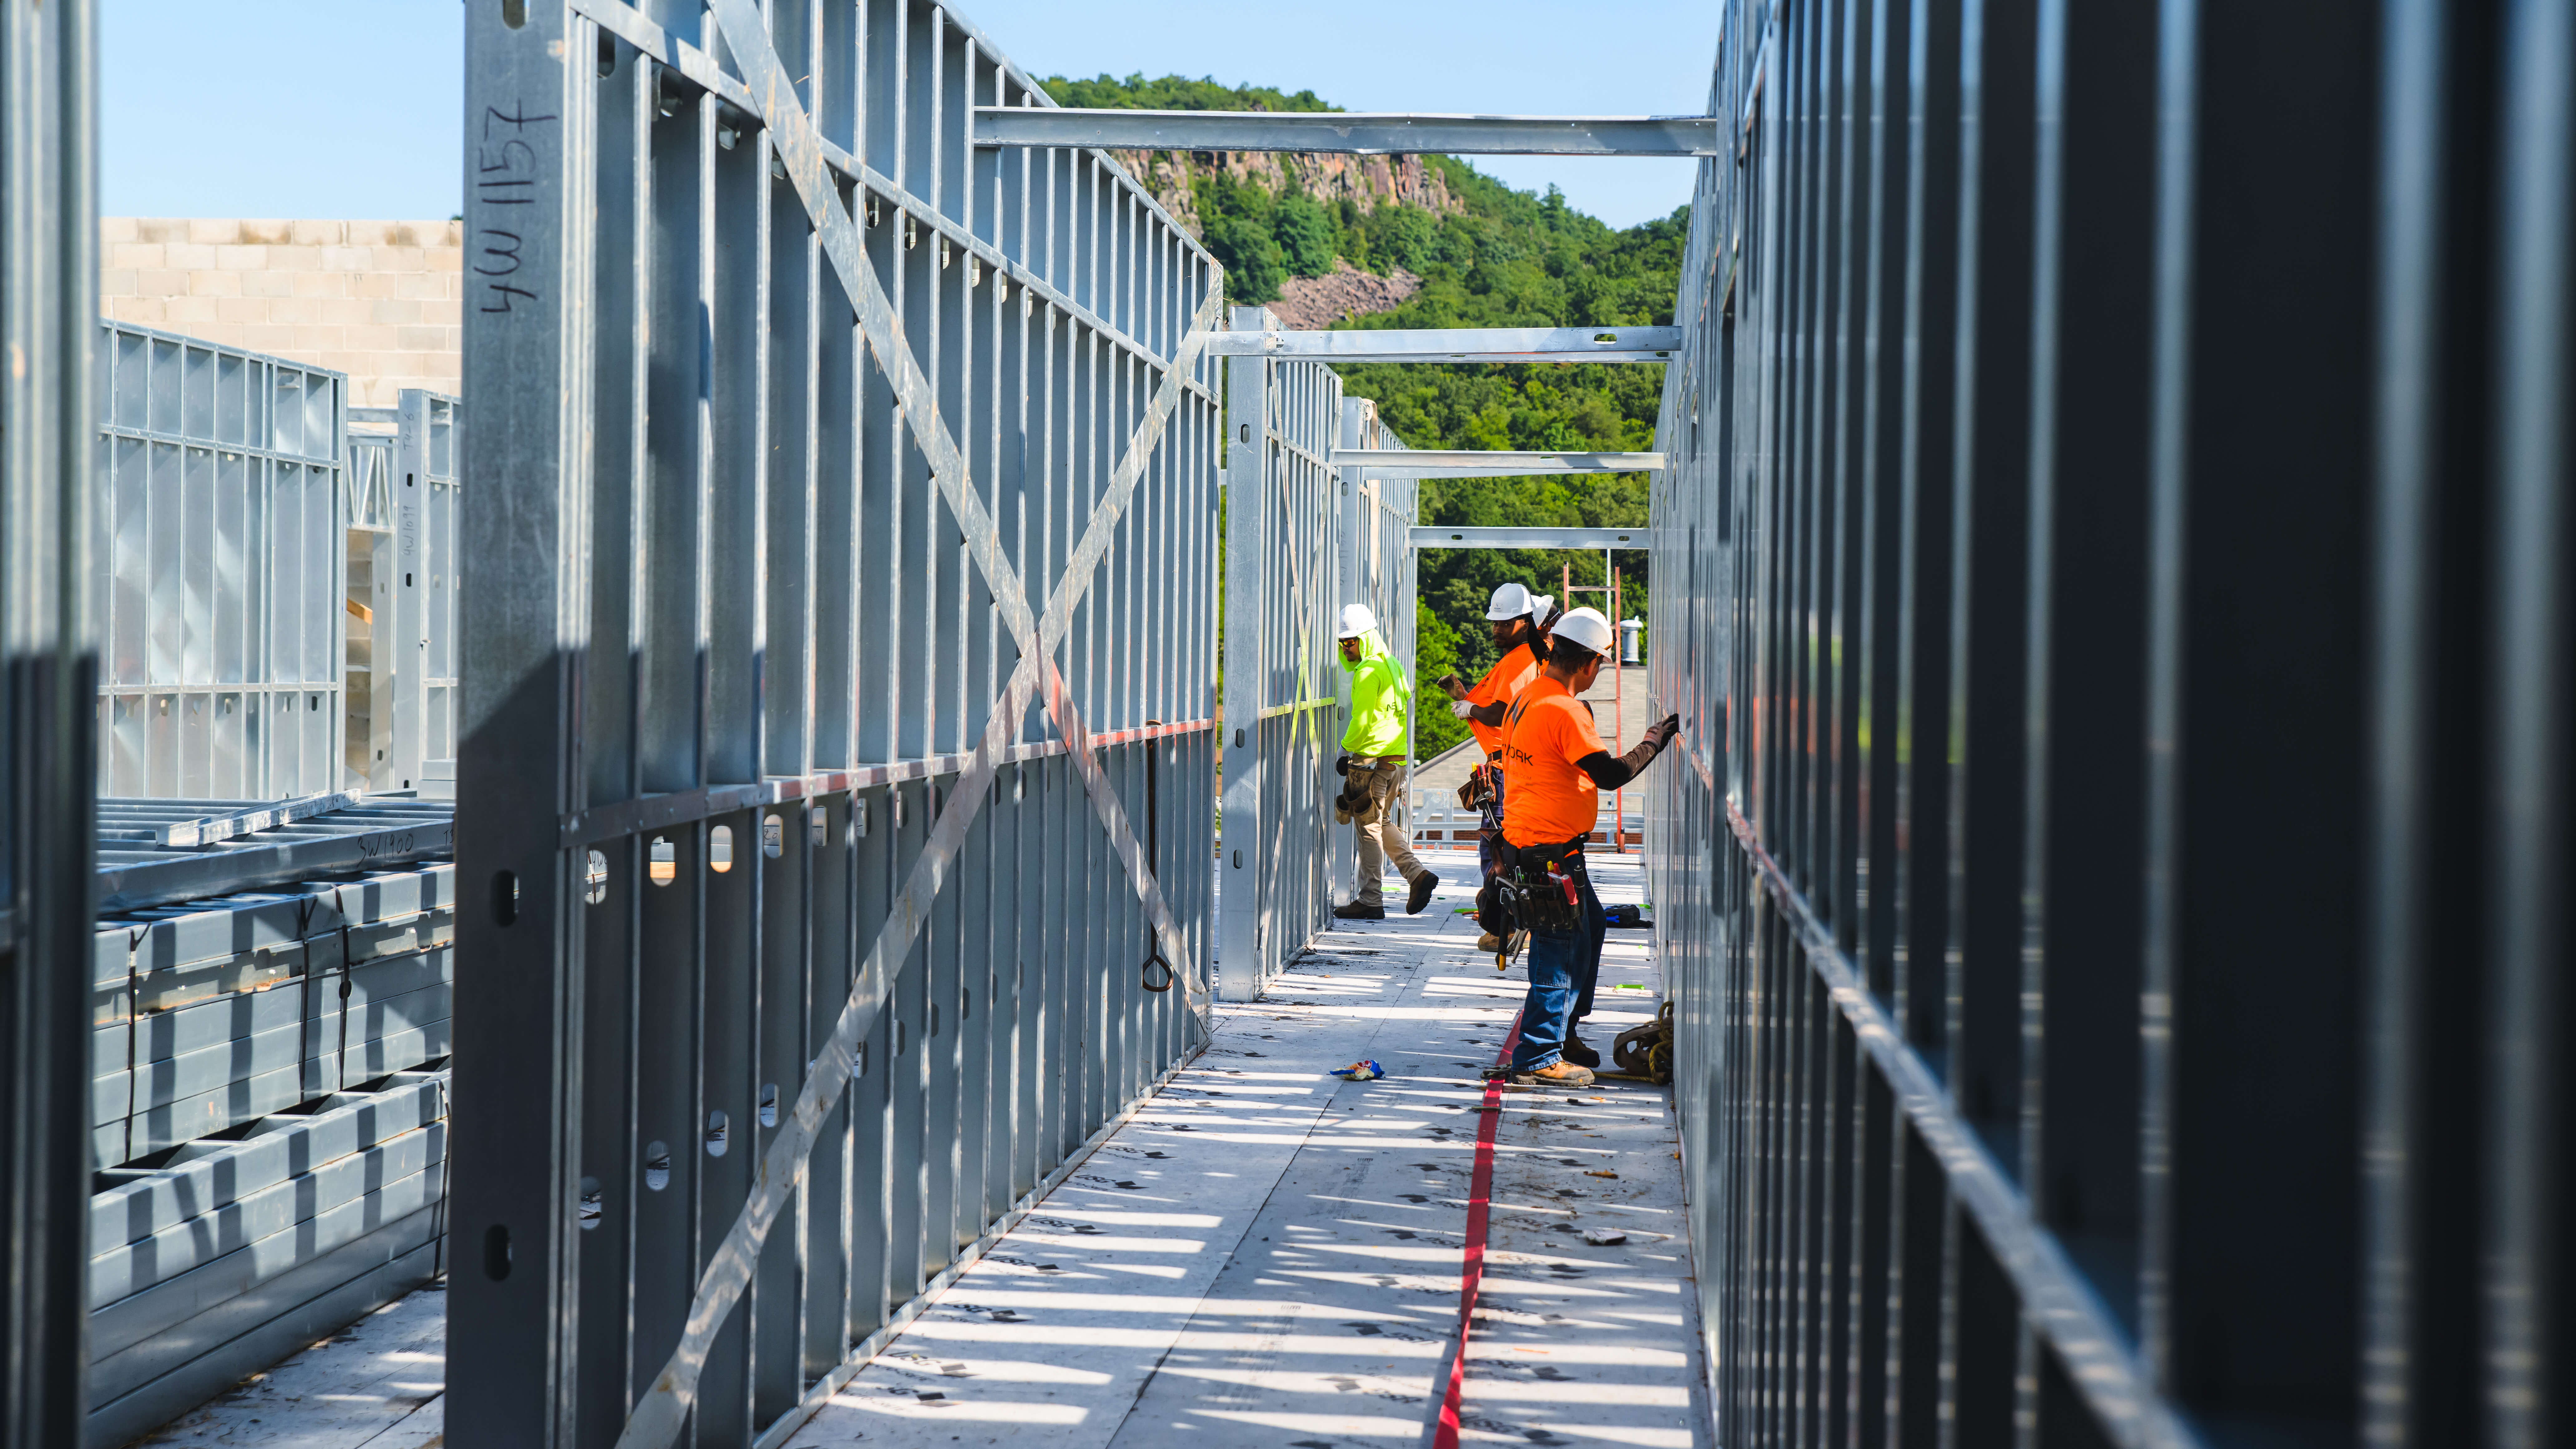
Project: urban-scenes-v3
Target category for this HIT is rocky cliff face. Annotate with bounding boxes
[1269,261,1424,330]
[1113,149,1462,241]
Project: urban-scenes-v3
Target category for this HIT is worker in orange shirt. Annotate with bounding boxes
[1436,583,1554,951]
[1497,607,1679,1086]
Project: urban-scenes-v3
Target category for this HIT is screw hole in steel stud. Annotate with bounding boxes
[578,1177,603,1229]
[644,1142,671,1191]
[597,32,617,76]
[759,1084,779,1129]
[491,871,519,926]
[812,810,828,849]
[483,1224,512,1280]
[501,0,526,28]
[709,824,734,873]
[649,836,676,886]
[762,814,783,858]
[584,849,608,905]
[705,1110,729,1156]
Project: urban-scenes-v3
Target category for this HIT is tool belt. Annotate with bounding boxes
[1498,840,1588,936]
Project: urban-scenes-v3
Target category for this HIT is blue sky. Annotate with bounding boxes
[104,1,1716,230]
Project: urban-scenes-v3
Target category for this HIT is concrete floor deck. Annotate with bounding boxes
[145,859,1707,1449]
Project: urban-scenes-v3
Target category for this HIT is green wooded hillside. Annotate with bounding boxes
[1042,74,1679,759]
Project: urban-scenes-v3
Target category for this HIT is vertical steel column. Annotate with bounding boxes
[388,390,461,795]
[450,0,591,1440]
[0,1,95,1446]
[1219,305,1270,1001]
[2478,2,2573,1440]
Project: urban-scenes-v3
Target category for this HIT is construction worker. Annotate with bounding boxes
[1435,583,1551,949]
[1331,603,1439,920]
[1498,606,1679,1085]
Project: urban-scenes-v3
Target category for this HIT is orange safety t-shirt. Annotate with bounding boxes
[1499,672,1608,849]
[1464,641,1542,757]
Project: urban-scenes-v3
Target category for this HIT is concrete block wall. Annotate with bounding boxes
[101,219,463,407]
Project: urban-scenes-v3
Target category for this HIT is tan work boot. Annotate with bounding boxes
[1511,1060,1596,1087]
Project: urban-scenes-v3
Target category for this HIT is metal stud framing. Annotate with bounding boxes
[391,390,461,795]
[1205,324,1682,363]
[450,3,1221,1443]
[0,1,97,1445]
[0,2,2560,1445]
[1219,305,1395,1000]
[95,323,347,800]
[973,108,1727,158]
[1649,1,2576,1446]
[1333,448,1666,478]
[348,389,460,796]
[1331,396,1420,898]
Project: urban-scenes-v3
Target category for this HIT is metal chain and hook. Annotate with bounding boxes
[1139,722,1175,993]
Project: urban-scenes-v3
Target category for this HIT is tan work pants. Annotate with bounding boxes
[1347,758,1425,906]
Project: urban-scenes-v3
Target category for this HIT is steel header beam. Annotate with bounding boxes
[1411,527,1650,550]
[1207,325,1681,364]
[1334,449,1665,477]
[973,108,1725,157]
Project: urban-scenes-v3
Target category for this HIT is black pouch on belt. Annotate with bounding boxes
[1476,876,1511,936]
[1510,842,1584,934]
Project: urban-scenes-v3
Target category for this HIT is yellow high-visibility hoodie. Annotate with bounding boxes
[1338,629,1410,756]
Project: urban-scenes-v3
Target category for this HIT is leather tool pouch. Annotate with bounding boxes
[1333,767,1374,825]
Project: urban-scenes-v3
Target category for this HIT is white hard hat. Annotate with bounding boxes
[1485,581,1534,620]
[1553,606,1616,658]
[1530,594,1557,623]
[1336,603,1378,640]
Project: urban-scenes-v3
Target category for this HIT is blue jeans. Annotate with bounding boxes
[1511,854,1604,1072]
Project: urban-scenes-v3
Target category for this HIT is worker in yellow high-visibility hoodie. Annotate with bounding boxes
[1498,607,1679,1086]
[1331,603,1440,920]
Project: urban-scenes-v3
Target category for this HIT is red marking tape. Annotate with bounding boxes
[1434,1009,1522,1449]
